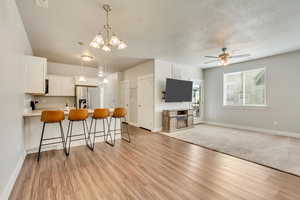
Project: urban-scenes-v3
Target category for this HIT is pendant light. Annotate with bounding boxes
[90,4,127,52]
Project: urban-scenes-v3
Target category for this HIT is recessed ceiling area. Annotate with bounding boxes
[16,0,300,71]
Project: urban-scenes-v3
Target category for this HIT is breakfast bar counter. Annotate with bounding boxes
[23,109,112,117]
[23,109,120,153]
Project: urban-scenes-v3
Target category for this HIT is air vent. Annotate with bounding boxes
[35,0,48,8]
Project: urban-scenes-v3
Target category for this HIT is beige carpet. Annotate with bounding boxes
[160,124,300,176]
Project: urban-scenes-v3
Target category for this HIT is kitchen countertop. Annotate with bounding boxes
[23,109,114,117]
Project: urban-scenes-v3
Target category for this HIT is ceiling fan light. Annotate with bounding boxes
[118,41,127,49]
[109,35,121,46]
[220,59,229,66]
[102,45,111,52]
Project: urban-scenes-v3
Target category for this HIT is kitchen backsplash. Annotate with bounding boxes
[34,96,75,110]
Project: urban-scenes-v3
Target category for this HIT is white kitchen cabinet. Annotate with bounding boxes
[24,56,47,94]
[48,75,75,96]
[74,76,100,86]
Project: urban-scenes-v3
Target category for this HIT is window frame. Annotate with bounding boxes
[223,67,268,109]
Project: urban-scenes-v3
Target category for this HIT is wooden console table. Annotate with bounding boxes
[162,109,194,132]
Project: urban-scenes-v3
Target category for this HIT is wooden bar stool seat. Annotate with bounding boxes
[38,110,66,161]
[108,107,131,145]
[65,109,92,155]
[89,108,113,149]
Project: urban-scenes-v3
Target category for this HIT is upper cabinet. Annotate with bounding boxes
[74,76,99,86]
[48,75,75,96]
[24,56,47,94]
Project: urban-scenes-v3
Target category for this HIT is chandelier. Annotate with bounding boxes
[89,4,127,52]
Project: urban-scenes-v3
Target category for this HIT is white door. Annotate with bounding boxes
[120,80,130,121]
[137,75,154,130]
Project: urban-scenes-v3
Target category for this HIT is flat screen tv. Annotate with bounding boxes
[165,78,193,102]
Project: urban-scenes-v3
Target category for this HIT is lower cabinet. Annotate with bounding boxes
[47,75,75,96]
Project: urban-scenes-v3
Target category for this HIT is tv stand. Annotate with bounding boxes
[162,109,194,132]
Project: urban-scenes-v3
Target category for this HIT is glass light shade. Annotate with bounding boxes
[103,78,108,83]
[94,34,104,45]
[98,71,104,77]
[81,55,93,62]
[102,45,111,52]
[109,35,121,46]
[118,41,127,49]
[220,59,229,66]
[79,76,86,82]
[89,41,100,48]
[98,65,104,77]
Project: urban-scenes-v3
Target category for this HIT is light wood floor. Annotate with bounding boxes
[10,126,300,200]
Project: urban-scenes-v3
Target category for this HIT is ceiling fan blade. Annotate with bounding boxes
[229,54,251,58]
[204,60,219,64]
[205,56,219,58]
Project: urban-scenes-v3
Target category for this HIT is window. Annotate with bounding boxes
[223,68,266,107]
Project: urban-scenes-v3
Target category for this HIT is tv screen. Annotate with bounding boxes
[165,78,193,102]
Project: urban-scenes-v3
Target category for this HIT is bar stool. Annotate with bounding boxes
[38,110,66,162]
[65,109,92,155]
[89,108,113,149]
[108,107,131,145]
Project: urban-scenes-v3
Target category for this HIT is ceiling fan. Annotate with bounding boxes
[204,48,250,66]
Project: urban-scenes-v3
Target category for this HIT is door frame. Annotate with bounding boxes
[137,74,154,130]
[120,80,130,122]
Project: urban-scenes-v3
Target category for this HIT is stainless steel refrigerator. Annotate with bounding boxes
[75,86,101,109]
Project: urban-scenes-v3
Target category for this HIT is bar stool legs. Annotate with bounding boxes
[37,122,67,162]
[108,116,131,146]
[89,117,114,149]
[37,123,46,162]
[121,117,131,143]
[65,119,92,156]
[59,121,67,155]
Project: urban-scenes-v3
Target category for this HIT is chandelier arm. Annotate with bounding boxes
[104,6,111,44]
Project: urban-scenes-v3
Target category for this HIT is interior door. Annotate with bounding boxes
[120,81,130,122]
[137,75,154,130]
[192,80,204,124]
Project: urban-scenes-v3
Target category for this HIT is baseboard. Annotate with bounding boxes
[128,122,139,127]
[204,121,300,139]
[152,128,162,132]
[1,150,27,200]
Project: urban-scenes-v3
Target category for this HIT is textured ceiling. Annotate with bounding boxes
[16,0,300,71]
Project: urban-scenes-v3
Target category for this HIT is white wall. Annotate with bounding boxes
[123,60,154,88]
[154,60,203,131]
[47,62,98,77]
[103,72,122,108]
[204,50,300,135]
[122,60,154,124]
[0,0,33,199]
